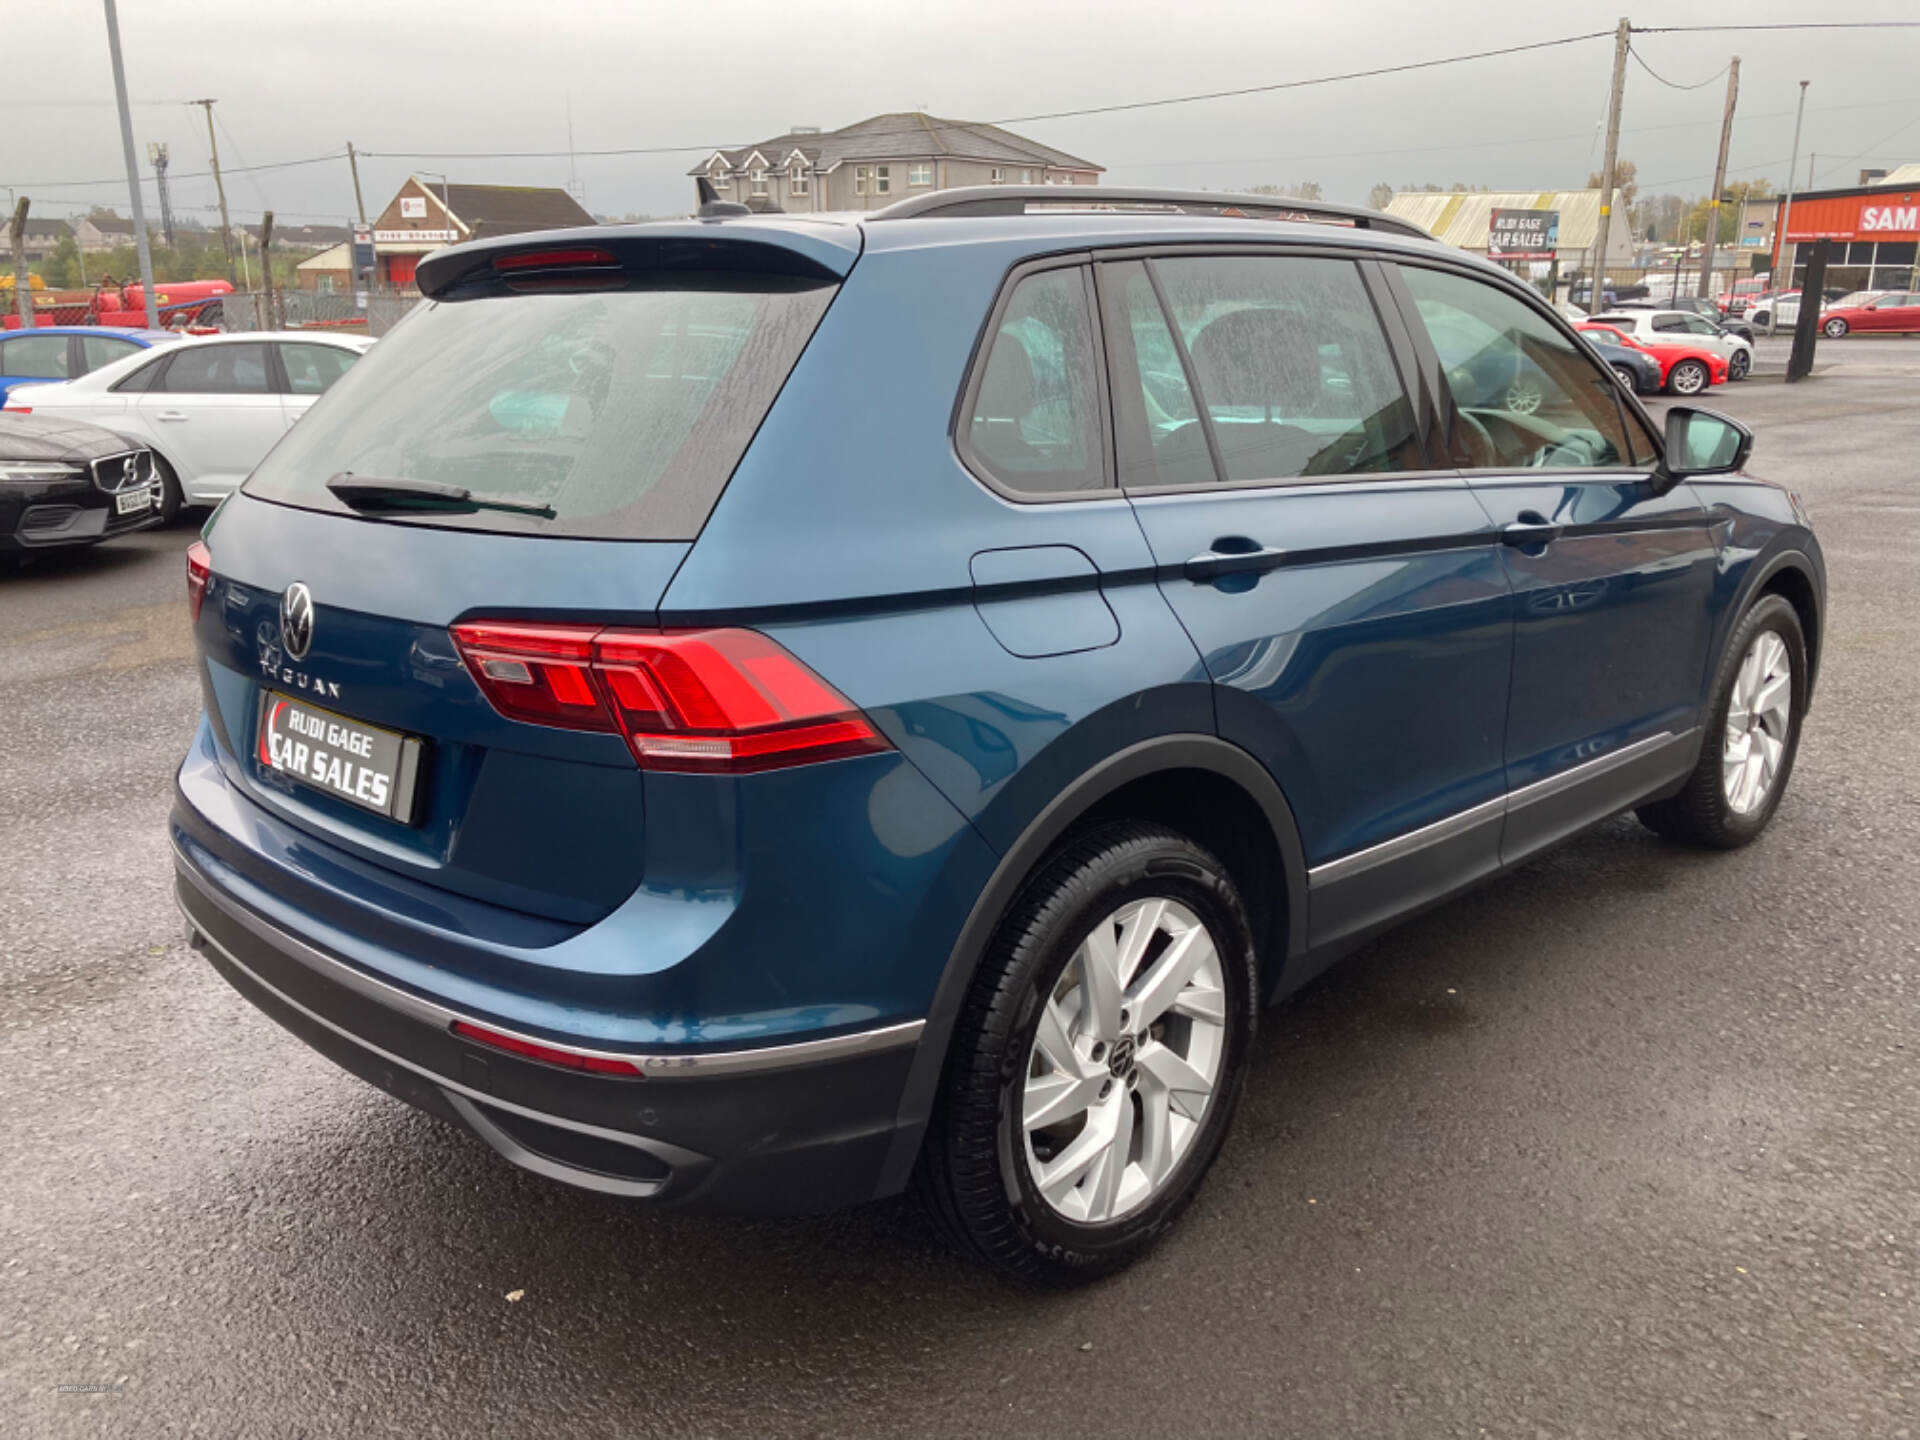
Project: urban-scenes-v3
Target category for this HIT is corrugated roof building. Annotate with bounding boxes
[1384,189,1636,268]
[1873,162,1920,187]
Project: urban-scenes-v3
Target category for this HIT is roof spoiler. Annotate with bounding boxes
[866,185,1433,241]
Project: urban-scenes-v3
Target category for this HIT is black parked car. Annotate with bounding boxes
[1578,331,1665,394]
[0,412,162,553]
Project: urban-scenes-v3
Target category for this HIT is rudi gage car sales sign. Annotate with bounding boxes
[1488,209,1559,261]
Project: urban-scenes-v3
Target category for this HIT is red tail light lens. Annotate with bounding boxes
[492,246,617,272]
[449,621,889,773]
[451,1020,644,1076]
[186,540,211,621]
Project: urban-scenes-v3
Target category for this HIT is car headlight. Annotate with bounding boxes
[0,461,86,484]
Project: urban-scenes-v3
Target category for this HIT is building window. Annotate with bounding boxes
[708,165,730,190]
[908,163,933,188]
[855,166,868,196]
[789,163,809,196]
[1021,169,1035,184]
[991,168,1005,184]
[874,165,891,195]
[750,167,767,197]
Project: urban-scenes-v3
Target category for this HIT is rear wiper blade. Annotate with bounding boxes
[325,473,556,519]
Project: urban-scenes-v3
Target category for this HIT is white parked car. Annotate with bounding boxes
[1587,309,1755,380]
[1,332,374,517]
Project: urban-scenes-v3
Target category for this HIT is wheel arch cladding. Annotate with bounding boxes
[1757,560,1821,701]
[873,733,1307,1197]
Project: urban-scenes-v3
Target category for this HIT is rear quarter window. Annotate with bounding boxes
[244,276,837,540]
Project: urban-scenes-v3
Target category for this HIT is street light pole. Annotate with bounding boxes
[102,0,159,327]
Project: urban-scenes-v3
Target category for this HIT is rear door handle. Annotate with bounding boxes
[156,410,188,422]
[1500,513,1563,548]
[1184,545,1287,582]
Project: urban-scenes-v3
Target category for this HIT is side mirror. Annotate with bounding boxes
[1656,406,1753,489]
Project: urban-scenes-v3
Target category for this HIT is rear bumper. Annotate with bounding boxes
[174,839,927,1214]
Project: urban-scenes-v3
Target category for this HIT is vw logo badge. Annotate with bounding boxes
[280,583,315,661]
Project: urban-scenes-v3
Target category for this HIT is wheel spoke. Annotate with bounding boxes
[1752,670,1790,724]
[1024,1070,1101,1131]
[1078,924,1127,1042]
[1137,1082,1175,1189]
[1113,899,1168,994]
[1033,996,1082,1077]
[1034,1092,1126,1211]
[1169,983,1227,1024]
[1084,1104,1134,1221]
[1126,921,1214,1029]
[1138,1039,1213,1120]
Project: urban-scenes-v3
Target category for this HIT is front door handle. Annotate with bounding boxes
[1184,544,1287,582]
[1500,512,1563,548]
[155,410,188,422]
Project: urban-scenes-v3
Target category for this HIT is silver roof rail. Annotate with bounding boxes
[866,185,1434,241]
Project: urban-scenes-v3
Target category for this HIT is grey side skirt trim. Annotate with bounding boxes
[173,841,924,1078]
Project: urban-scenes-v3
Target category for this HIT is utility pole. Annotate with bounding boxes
[1775,80,1810,328]
[259,209,276,329]
[192,98,236,287]
[9,198,31,328]
[147,141,175,248]
[347,142,367,223]
[1696,56,1740,300]
[1591,16,1632,306]
[103,0,159,327]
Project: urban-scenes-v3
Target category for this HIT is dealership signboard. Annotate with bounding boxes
[1488,208,1559,260]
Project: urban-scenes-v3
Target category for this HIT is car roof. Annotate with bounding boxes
[1,326,176,343]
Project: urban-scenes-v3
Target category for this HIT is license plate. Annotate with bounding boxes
[256,692,422,822]
[114,487,151,516]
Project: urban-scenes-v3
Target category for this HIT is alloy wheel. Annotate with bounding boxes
[1824,318,1848,338]
[1021,898,1227,1225]
[1503,376,1544,415]
[1610,364,1639,393]
[1670,360,1708,395]
[1722,630,1792,816]
[1728,350,1750,379]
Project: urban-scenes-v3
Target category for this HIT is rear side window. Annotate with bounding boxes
[80,335,140,372]
[244,276,838,540]
[157,343,272,394]
[278,342,360,395]
[1149,255,1420,483]
[2,334,73,378]
[962,267,1108,497]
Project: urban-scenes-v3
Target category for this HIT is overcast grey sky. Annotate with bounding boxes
[9,0,1920,226]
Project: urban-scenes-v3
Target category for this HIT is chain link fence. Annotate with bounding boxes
[215,290,416,336]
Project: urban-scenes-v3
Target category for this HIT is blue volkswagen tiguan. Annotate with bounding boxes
[173,188,1823,1281]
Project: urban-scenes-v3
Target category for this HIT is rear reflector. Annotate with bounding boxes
[449,621,889,773]
[186,540,210,621]
[452,1020,645,1076]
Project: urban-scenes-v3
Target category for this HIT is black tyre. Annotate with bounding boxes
[152,454,185,525]
[1638,594,1808,848]
[1728,349,1751,380]
[1610,363,1641,394]
[917,823,1258,1283]
[1667,358,1710,396]
[1823,316,1849,338]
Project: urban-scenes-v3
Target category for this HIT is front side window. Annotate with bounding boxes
[963,267,1106,496]
[1,334,73,378]
[1401,264,1647,470]
[1148,254,1420,484]
[155,342,271,394]
[909,163,933,187]
[278,342,361,396]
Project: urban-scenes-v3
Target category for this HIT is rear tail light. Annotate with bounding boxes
[451,1020,645,1076]
[449,621,890,773]
[186,540,210,621]
[3,403,29,414]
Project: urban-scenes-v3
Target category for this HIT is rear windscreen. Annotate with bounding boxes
[243,274,837,539]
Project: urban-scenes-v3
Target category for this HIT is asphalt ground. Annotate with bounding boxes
[3,335,1917,1438]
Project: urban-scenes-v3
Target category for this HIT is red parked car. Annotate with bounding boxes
[1820,292,1920,337]
[1718,278,1769,316]
[1576,322,1729,396]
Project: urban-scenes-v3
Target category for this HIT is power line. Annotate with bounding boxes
[1627,46,1728,92]
[12,152,345,190]
[1634,21,1920,33]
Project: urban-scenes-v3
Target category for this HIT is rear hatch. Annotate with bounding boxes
[186,225,855,928]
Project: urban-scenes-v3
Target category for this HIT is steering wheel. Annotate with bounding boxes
[1453,408,1500,468]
